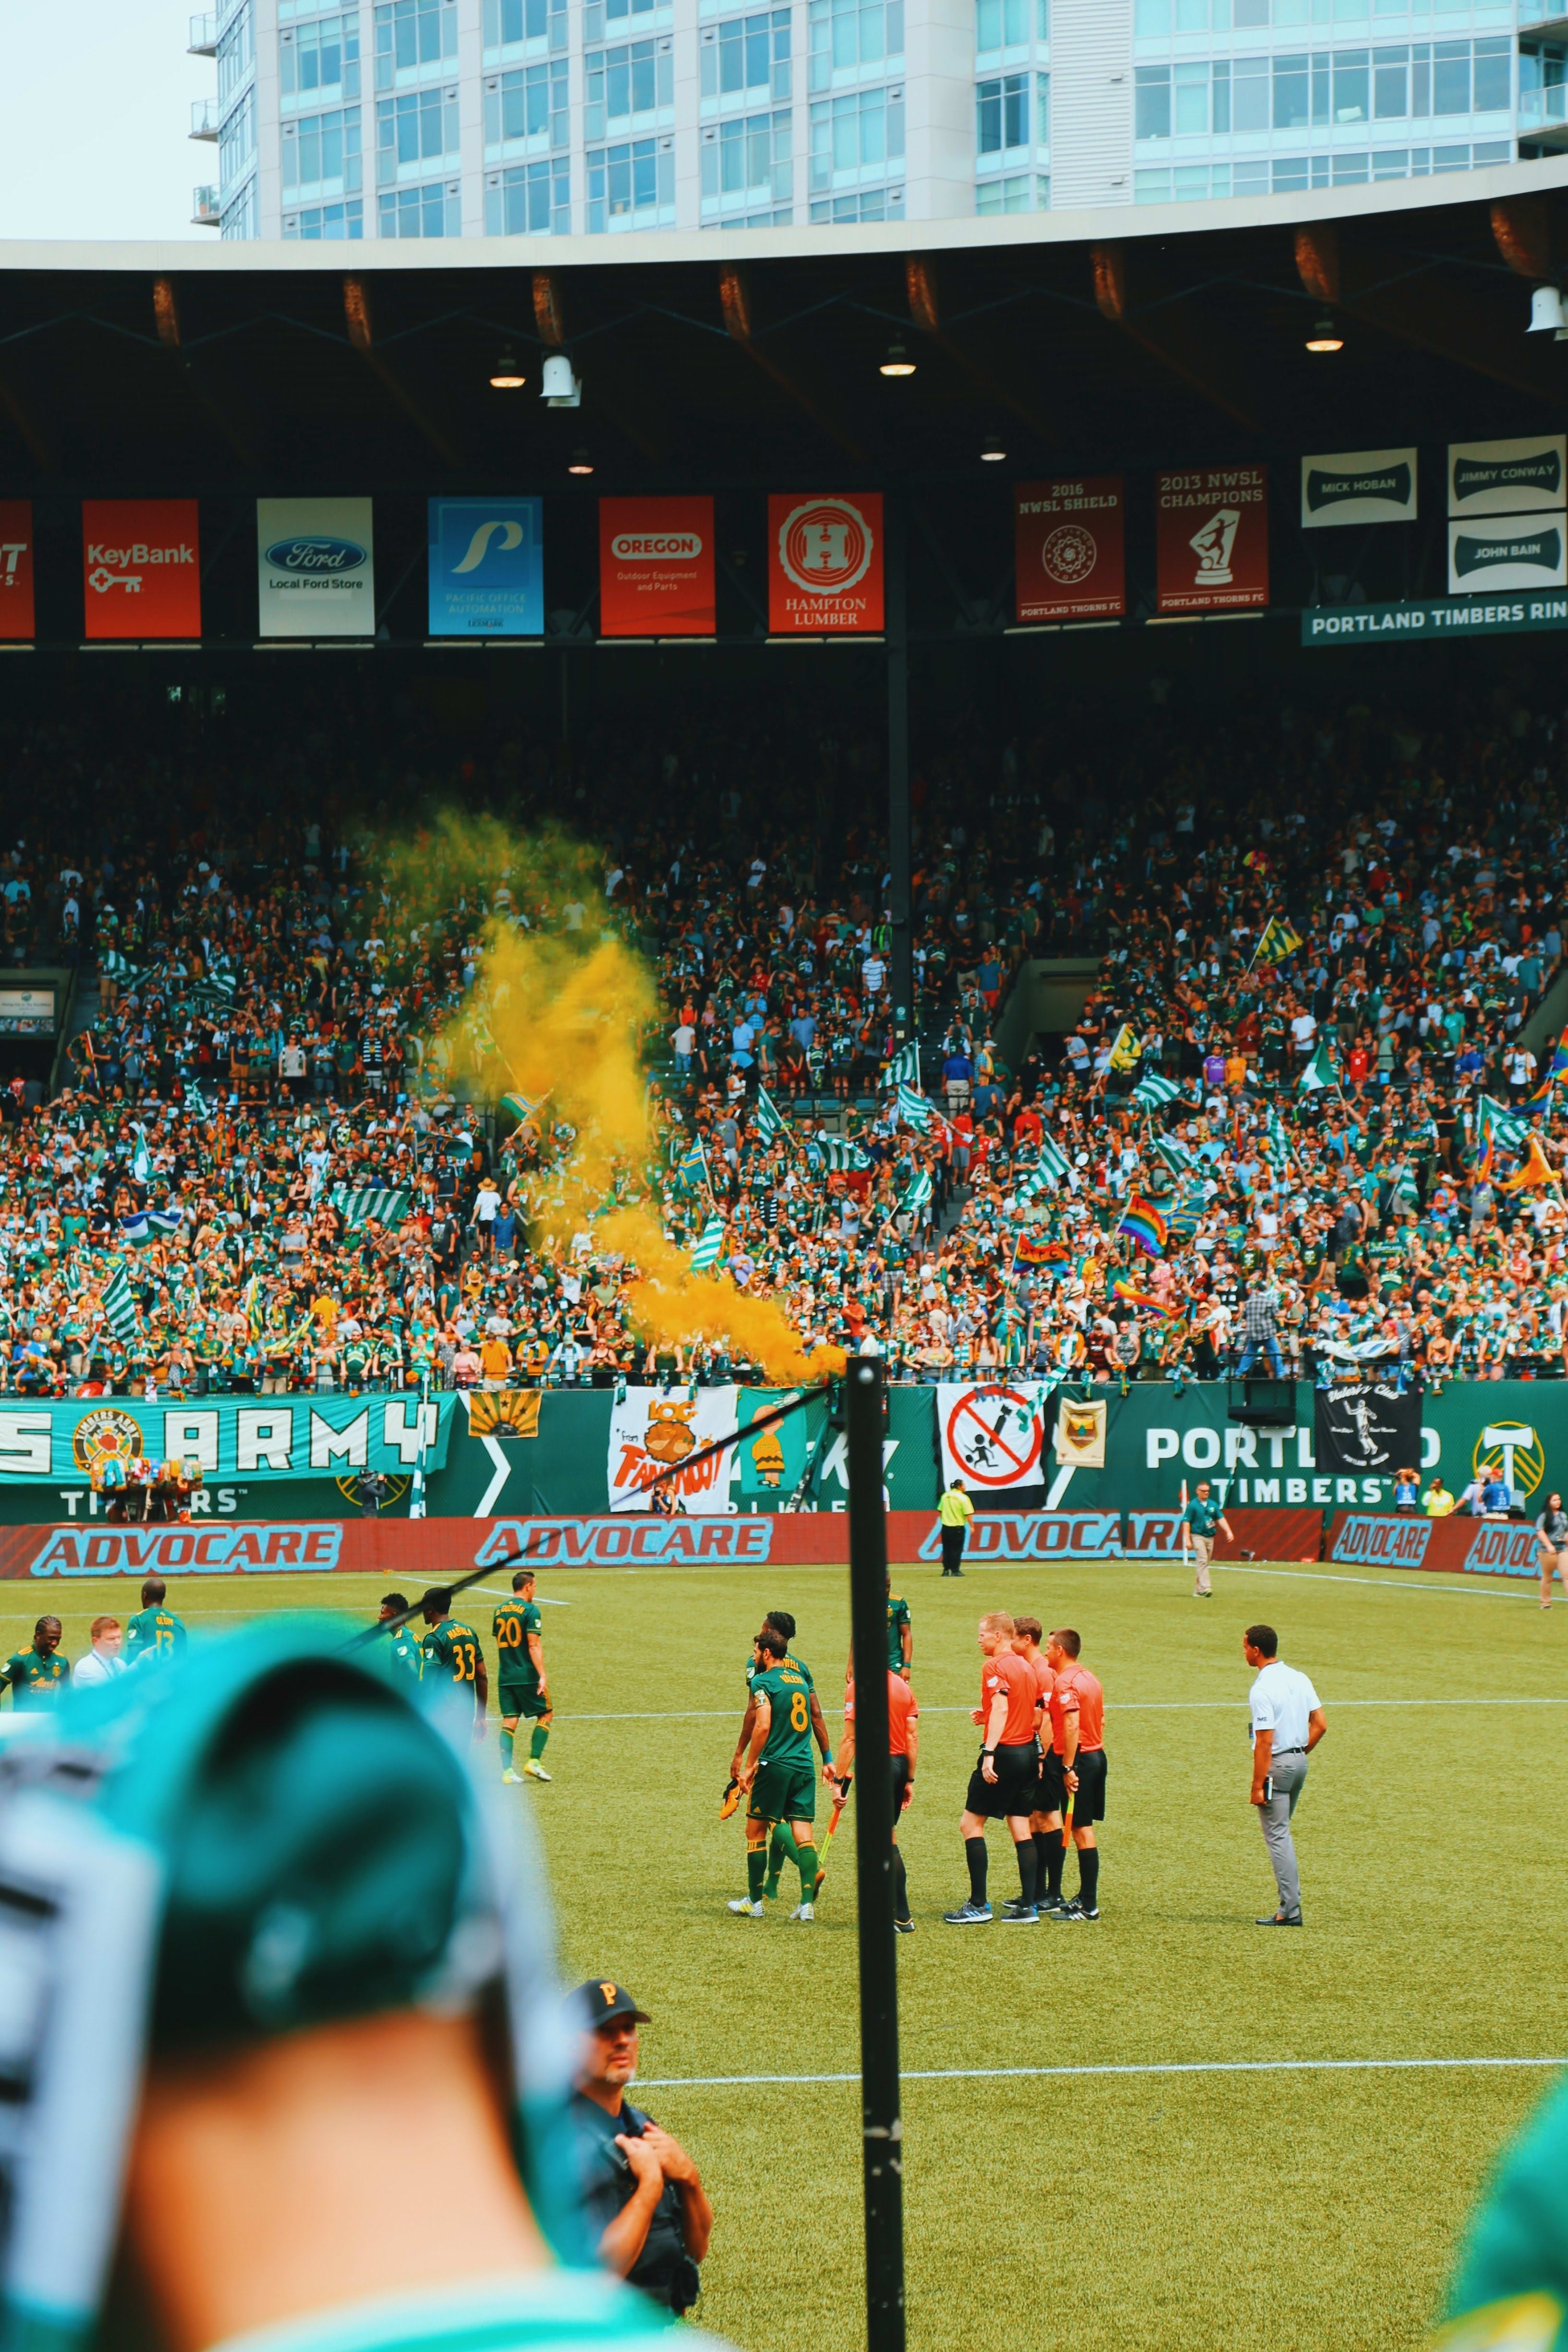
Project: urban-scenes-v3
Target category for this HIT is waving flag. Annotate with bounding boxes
[1297,1041,1337,1093]
[500,1090,544,1126]
[330,1185,411,1230]
[1502,1134,1561,1193]
[1107,1024,1141,1072]
[885,1041,921,1090]
[1132,1072,1181,1109]
[1016,1135,1071,1205]
[1254,914,1303,967]
[1152,1132,1193,1175]
[99,1263,139,1338]
[1117,1197,1167,1258]
[900,1170,934,1217]
[1112,1278,1178,1315]
[672,1140,710,1197]
[1527,1045,1568,1106]
[689,1214,726,1273]
[816,1133,873,1172]
[752,1085,788,1143]
[896,1082,933,1130]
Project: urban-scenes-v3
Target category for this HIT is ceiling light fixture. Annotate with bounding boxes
[489,351,526,388]
[567,446,594,475]
[879,339,916,376]
[1529,284,1565,335]
[980,434,1006,463]
[1304,313,1344,352]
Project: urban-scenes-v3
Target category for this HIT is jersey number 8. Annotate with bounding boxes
[790,1690,809,1733]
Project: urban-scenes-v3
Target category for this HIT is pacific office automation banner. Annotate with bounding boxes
[257,497,376,638]
[599,497,714,636]
[428,497,543,637]
[82,500,201,641]
[1155,467,1268,613]
[1448,436,1567,594]
[0,503,34,640]
[1301,448,1416,529]
[1014,478,1124,622]
[768,494,884,633]
[0,1395,456,1487]
[936,1382,1057,1508]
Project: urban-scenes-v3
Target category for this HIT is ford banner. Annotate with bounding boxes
[257,497,376,638]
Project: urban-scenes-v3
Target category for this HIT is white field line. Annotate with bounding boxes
[635,2056,1568,2090]
[549,1697,1568,1721]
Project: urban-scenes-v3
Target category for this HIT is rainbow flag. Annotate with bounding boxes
[1117,1197,1167,1258]
[1112,1278,1178,1316]
[1527,1045,1568,1106]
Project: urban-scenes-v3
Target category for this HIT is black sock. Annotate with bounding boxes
[1040,1830,1065,1901]
[965,1834,988,1905]
[1077,1846,1100,1912]
[1033,1831,1055,1899]
[1015,1839,1038,1907]
[893,1846,909,1921]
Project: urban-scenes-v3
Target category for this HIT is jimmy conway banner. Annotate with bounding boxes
[257,497,376,638]
[1300,448,1416,529]
[1448,436,1567,517]
[1155,468,1268,612]
[0,1396,455,1486]
[1014,478,1125,622]
[428,498,543,637]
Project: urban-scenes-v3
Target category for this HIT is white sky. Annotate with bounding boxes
[0,0,215,242]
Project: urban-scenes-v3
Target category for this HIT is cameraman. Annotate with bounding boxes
[572,1980,713,2313]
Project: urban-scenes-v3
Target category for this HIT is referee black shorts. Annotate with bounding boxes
[1037,1748,1108,1823]
[890,1753,911,1816]
[964,1741,1039,1822]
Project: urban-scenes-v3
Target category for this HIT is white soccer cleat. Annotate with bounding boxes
[791,1902,815,1922]
[727,1897,765,1917]
[501,1769,523,1784]
[523,1760,552,1782]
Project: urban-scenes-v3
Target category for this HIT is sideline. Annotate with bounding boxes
[637,2055,1568,2089]
[551,1697,1564,1720]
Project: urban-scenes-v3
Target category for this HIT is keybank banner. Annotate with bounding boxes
[257,498,376,638]
[0,1396,455,1485]
[1301,448,1416,529]
[428,498,543,637]
[1304,596,1568,645]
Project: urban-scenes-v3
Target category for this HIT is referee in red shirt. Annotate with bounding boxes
[832,1656,918,1932]
[1037,1627,1106,1921]
[945,1612,1045,1926]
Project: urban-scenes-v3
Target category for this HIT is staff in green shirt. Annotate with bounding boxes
[1181,1480,1233,1600]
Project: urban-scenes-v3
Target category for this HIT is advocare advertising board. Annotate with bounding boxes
[1155,468,1267,612]
[1448,435,1567,594]
[1300,447,1417,529]
[767,494,884,633]
[0,503,34,640]
[1014,478,1125,622]
[598,497,715,635]
[257,497,376,637]
[427,498,543,637]
[83,500,202,641]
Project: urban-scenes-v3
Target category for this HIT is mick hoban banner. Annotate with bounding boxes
[0,1396,455,1491]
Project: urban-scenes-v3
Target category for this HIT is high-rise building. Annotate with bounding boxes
[187,0,1564,239]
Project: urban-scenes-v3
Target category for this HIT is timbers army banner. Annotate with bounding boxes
[0,1395,454,1488]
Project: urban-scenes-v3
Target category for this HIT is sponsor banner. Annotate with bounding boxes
[427,497,543,637]
[1330,1514,1433,1568]
[1325,1512,1542,1580]
[768,494,884,634]
[1304,595,1568,644]
[915,1510,1123,1561]
[1156,467,1268,612]
[1301,448,1416,529]
[599,497,714,636]
[0,985,54,1038]
[936,1383,1054,1504]
[1014,477,1125,621]
[1448,517,1566,595]
[257,497,375,638]
[0,1395,454,1487]
[1124,1509,1185,1557]
[0,502,34,639]
[1314,1382,1422,1479]
[26,1523,346,1577]
[83,500,201,641]
[1448,436,1567,517]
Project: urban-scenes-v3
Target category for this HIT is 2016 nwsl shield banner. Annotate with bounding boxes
[0,1395,454,1486]
[1014,479,1125,622]
[768,495,884,633]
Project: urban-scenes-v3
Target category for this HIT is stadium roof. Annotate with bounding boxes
[0,155,1565,503]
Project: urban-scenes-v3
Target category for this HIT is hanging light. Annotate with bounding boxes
[1305,313,1344,352]
[1528,284,1565,334]
[879,339,916,376]
[567,446,594,474]
[980,433,1006,462]
[489,351,526,388]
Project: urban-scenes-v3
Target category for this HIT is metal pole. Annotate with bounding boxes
[886,489,912,1053]
[846,1357,906,2352]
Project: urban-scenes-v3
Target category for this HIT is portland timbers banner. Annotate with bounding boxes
[1313,1382,1422,1482]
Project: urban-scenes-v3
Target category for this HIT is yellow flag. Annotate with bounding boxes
[1501,1135,1559,1192]
[1108,1023,1141,1071]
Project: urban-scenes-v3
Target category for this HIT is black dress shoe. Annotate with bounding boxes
[1255,1911,1303,1926]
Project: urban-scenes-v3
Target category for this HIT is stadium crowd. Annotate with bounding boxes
[1,666,1567,1397]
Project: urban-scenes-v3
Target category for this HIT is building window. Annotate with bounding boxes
[374,0,458,89]
[485,157,571,231]
[976,0,1045,51]
[1134,63,1170,139]
[281,13,361,108]
[584,38,674,136]
[217,3,255,104]
[809,83,904,183]
[377,178,462,233]
[282,197,365,235]
[219,176,259,237]
[485,60,570,147]
[585,136,675,229]
[977,72,1029,153]
[281,104,363,195]
[700,108,791,204]
[584,0,664,43]
[219,86,258,188]
[377,86,461,181]
[975,170,1046,210]
[808,0,903,92]
[483,0,567,45]
[807,184,903,218]
[700,12,792,106]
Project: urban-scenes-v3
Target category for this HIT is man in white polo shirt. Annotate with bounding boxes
[1243,1623,1327,1928]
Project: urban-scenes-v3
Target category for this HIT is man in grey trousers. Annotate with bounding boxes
[1243,1624,1327,1927]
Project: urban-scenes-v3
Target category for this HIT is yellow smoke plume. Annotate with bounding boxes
[597,1207,844,1387]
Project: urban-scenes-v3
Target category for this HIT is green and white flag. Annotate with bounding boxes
[896,1083,933,1130]
[1017,1134,1072,1200]
[885,1041,921,1090]
[752,1086,788,1142]
[1152,1133,1193,1175]
[816,1134,873,1172]
[330,1185,412,1229]
[690,1213,725,1273]
[900,1170,934,1217]
[1132,1072,1181,1109]
[1265,1107,1293,1166]
[1297,1040,1337,1093]
[100,1263,139,1340]
[1477,1094,1531,1151]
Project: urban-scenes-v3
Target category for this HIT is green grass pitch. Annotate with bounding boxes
[17,1552,1567,2350]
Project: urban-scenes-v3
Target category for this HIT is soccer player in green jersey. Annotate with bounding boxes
[419,1586,488,1741]
[733,1611,831,1901]
[376,1593,424,1681]
[886,1574,912,1677]
[493,1566,553,1784]
[124,1576,187,1669]
[2,1616,68,1709]
[729,1627,821,1922]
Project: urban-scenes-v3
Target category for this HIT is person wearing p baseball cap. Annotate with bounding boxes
[571,1980,713,2315]
[0,1619,731,2352]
